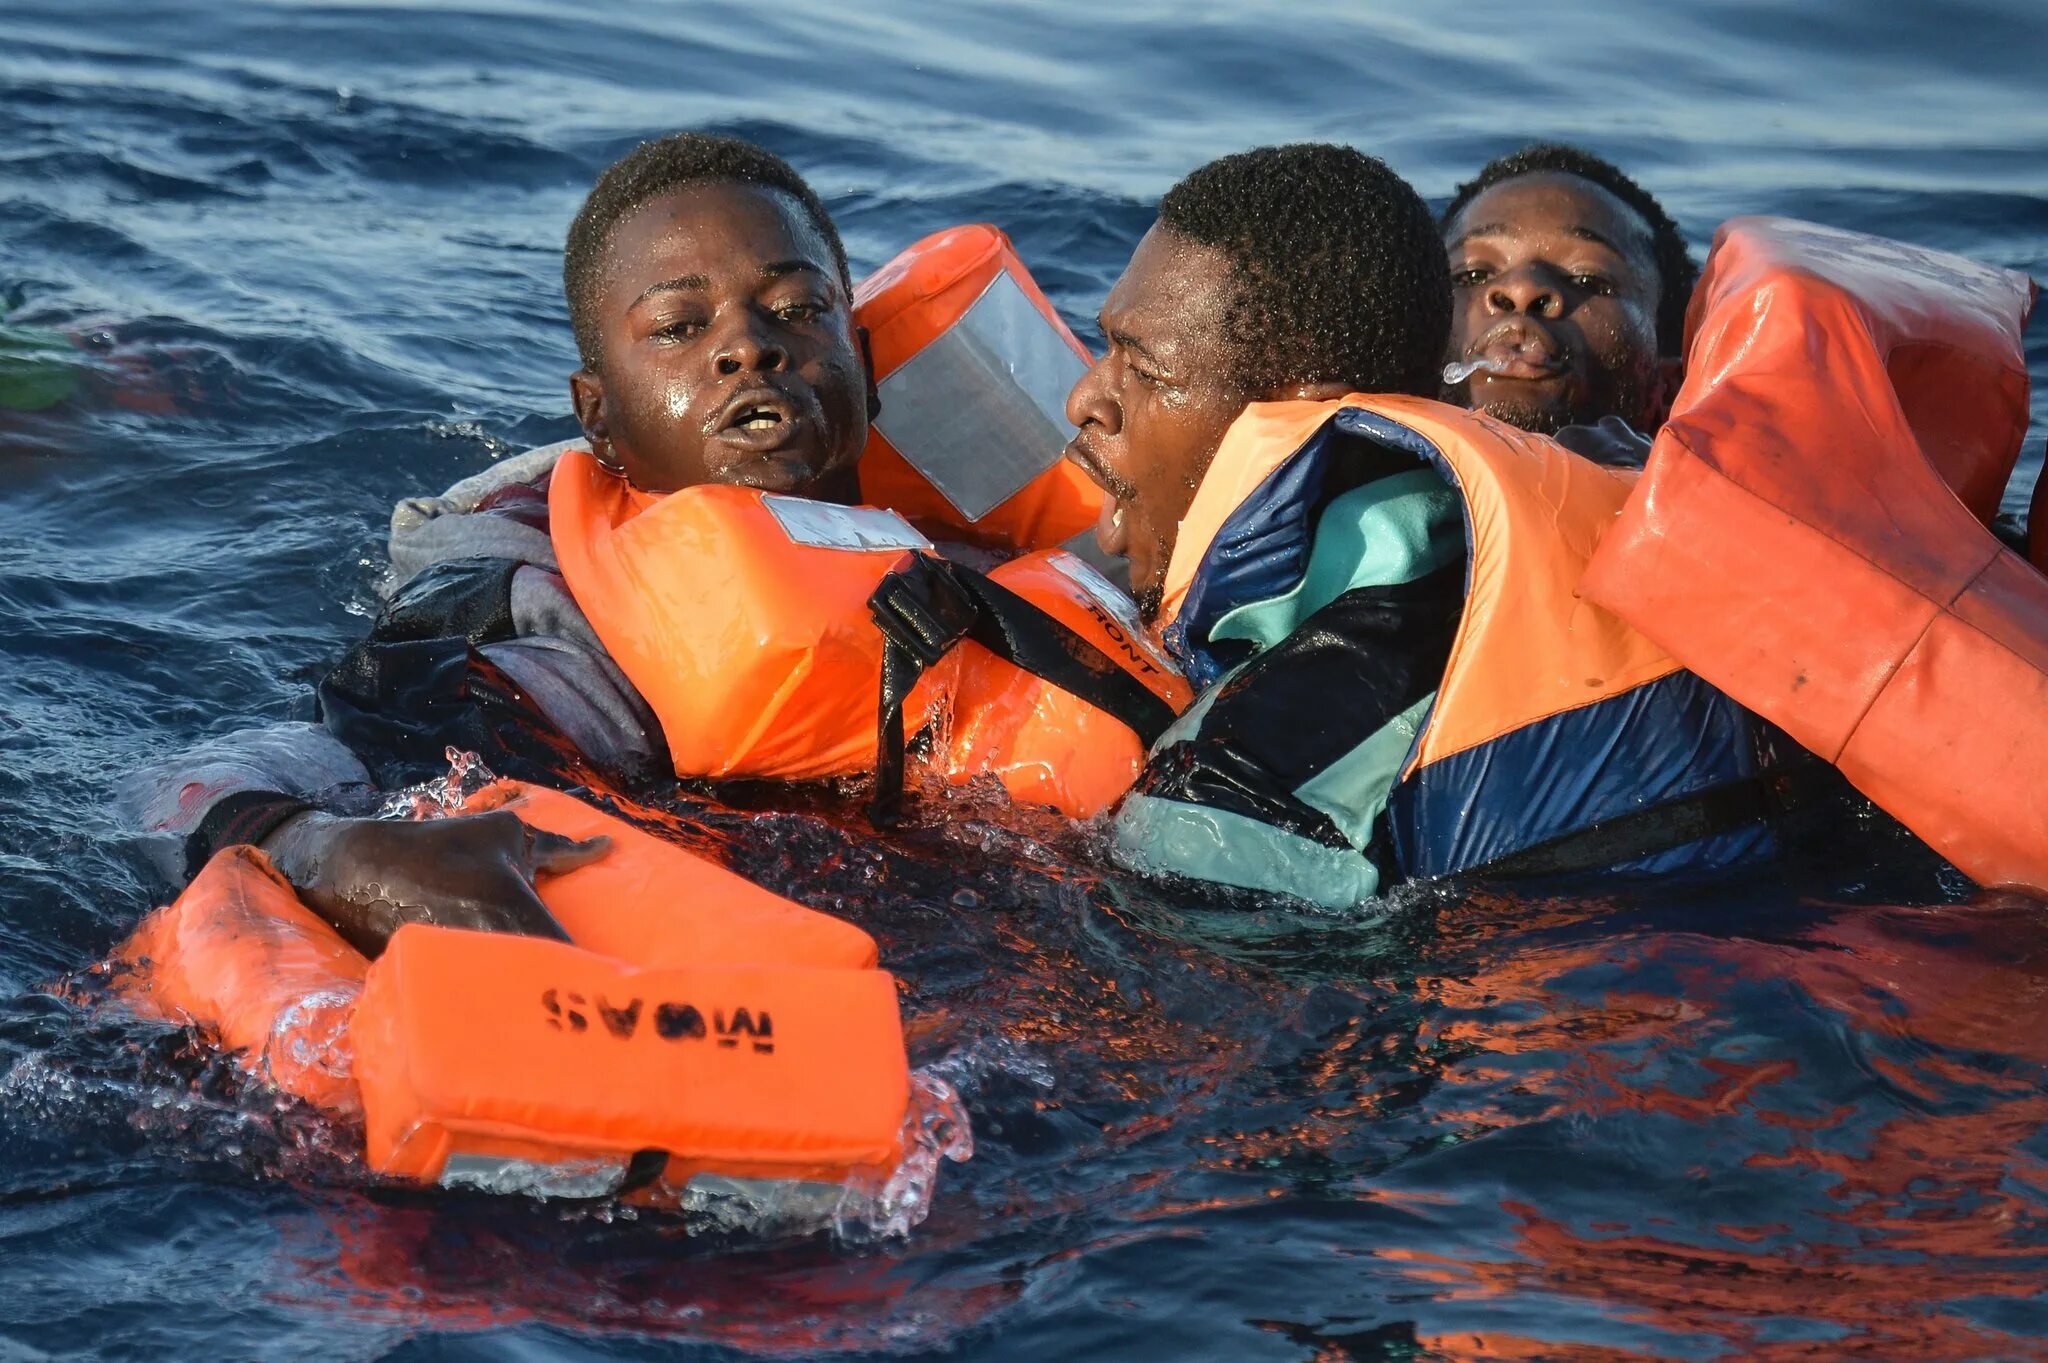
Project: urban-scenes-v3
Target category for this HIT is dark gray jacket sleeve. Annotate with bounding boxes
[125,438,662,881]
[121,722,377,881]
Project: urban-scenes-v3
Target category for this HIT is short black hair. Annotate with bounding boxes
[1157,143,1449,400]
[563,132,849,369]
[1441,143,1696,356]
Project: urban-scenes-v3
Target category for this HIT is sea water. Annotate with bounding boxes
[4,1,2048,1355]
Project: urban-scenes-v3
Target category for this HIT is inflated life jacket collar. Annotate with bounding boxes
[1161,396,1454,689]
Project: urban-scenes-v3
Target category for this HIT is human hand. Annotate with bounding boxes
[261,809,609,957]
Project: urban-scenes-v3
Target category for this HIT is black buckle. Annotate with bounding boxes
[867,556,976,667]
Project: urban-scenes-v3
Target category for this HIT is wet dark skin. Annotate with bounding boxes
[569,181,872,501]
[1440,172,1678,435]
[259,182,878,956]
[1065,225,1348,619]
[262,810,604,958]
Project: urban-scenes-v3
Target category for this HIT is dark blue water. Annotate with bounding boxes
[5,2,2048,1357]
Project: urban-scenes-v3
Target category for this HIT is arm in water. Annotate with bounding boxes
[121,723,609,954]
[122,448,643,951]
[259,807,607,957]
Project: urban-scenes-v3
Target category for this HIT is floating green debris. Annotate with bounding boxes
[0,323,82,412]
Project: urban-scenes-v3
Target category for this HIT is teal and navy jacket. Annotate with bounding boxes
[1112,395,1774,908]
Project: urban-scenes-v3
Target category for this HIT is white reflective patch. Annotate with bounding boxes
[438,1152,628,1199]
[875,270,1089,522]
[1057,527,1130,590]
[679,1172,849,1237]
[1045,550,1177,676]
[763,495,932,553]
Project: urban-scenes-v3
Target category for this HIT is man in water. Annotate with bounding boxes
[1068,143,1768,903]
[136,131,882,951]
[1438,144,1697,463]
[1067,143,1449,621]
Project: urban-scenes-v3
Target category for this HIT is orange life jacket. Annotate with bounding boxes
[914,548,1191,817]
[854,223,1104,552]
[551,448,1188,816]
[550,455,948,782]
[1581,216,2046,890]
[1158,394,1770,879]
[114,781,912,1200]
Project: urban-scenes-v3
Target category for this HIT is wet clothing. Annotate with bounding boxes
[127,440,662,880]
[134,410,1770,908]
[1115,470,1465,904]
[130,441,1064,877]
[1112,397,1776,910]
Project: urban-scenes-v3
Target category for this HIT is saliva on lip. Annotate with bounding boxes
[1442,355,1513,385]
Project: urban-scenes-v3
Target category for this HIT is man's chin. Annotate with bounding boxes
[1477,395,1573,436]
[720,450,838,496]
[1135,581,1164,626]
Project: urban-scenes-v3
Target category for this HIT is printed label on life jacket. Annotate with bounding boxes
[543,987,776,1053]
[763,496,932,553]
[873,269,1089,522]
[1046,550,1177,677]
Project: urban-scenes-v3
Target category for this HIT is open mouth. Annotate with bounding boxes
[714,388,806,448]
[718,389,794,431]
[1065,435,1135,558]
[1095,490,1131,558]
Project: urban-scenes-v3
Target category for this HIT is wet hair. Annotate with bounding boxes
[563,132,849,368]
[1441,143,1697,355]
[1156,143,1449,399]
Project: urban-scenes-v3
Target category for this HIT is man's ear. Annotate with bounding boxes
[569,369,621,472]
[857,325,882,423]
[1646,356,1684,431]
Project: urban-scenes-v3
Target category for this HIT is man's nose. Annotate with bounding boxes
[1486,265,1564,320]
[1065,354,1121,435]
[713,310,789,375]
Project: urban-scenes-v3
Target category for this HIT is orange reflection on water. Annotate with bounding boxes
[1378,896,2048,1356]
[281,1194,1019,1352]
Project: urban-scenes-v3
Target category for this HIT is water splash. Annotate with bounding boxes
[658,1068,973,1242]
[832,1069,976,1244]
[0,1005,368,1189]
[422,419,514,458]
[376,747,495,820]
[265,986,362,1116]
[437,1152,634,1201]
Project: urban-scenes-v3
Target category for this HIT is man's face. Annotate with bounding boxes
[570,182,870,498]
[1441,172,1670,434]
[1064,226,1246,618]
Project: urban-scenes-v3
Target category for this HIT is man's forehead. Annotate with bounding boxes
[1449,173,1654,258]
[1103,227,1232,339]
[603,184,834,286]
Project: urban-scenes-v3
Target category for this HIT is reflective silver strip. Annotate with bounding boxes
[679,1172,849,1233]
[1057,528,1130,590]
[1044,550,1175,676]
[437,1152,629,1199]
[874,270,1089,523]
[763,494,932,552]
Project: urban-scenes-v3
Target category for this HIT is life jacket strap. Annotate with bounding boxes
[866,554,1179,822]
[1464,755,1830,881]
